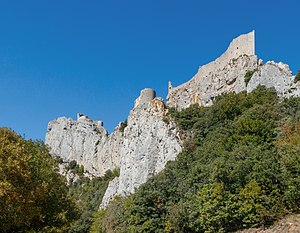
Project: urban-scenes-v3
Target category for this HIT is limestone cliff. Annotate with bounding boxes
[45,89,182,207]
[100,96,182,207]
[46,114,122,177]
[166,31,299,109]
[46,31,299,208]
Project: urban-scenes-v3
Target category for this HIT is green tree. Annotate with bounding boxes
[0,128,78,232]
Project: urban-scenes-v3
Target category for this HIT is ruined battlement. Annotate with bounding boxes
[134,88,156,108]
[166,31,257,109]
[195,30,255,79]
[169,31,255,93]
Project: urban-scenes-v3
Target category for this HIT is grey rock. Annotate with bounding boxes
[166,31,299,110]
[46,31,300,209]
[46,88,182,208]
[46,114,121,177]
[100,95,182,208]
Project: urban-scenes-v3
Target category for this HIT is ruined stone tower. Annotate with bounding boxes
[134,88,156,108]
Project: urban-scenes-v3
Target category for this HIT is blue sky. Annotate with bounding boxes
[0,0,299,140]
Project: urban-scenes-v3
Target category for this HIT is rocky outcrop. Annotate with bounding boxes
[46,114,122,177]
[46,31,299,208]
[247,61,299,97]
[166,31,299,110]
[100,96,182,207]
[46,89,182,207]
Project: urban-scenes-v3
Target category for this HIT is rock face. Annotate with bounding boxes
[100,96,182,207]
[46,89,182,207]
[46,114,122,177]
[46,31,299,208]
[247,61,299,97]
[166,31,299,109]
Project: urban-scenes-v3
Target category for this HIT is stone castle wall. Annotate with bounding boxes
[166,31,257,109]
[195,30,255,80]
[134,88,156,107]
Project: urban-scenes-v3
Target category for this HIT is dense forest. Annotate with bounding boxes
[91,87,300,232]
[0,127,118,233]
[1,86,300,232]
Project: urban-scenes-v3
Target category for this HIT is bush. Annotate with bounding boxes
[294,70,300,83]
[119,120,128,133]
[244,69,257,85]
[68,160,78,170]
[68,168,120,233]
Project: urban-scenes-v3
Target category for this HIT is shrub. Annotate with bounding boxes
[119,120,128,133]
[68,160,78,170]
[244,69,257,85]
[294,70,300,83]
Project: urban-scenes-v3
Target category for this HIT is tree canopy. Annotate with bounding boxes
[92,87,300,233]
[0,128,78,232]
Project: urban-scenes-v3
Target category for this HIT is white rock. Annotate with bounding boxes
[167,31,299,110]
[46,114,121,177]
[46,89,182,208]
[46,31,300,209]
[100,96,182,207]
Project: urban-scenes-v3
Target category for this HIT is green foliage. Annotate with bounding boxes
[0,128,79,232]
[68,160,78,170]
[244,69,257,85]
[78,164,85,174]
[119,120,128,133]
[66,160,85,175]
[92,87,300,232]
[294,70,300,83]
[68,169,119,233]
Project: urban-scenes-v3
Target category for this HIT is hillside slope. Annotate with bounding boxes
[237,215,300,233]
[91,87,300,232]
[45,31,300,213]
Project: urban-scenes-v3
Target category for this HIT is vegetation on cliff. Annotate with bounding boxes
[68,168,120,233]
[294,70,300,83]
[92,86,300,232]
[2,86,300,232]
[0,127,119,233]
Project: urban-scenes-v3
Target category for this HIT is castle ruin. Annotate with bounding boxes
[166,31,256,109]
[134,88,156,108]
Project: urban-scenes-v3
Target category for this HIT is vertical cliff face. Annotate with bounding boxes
[100,97,182,207]
[46,115,118,177]
[45,89,182,206]
[46,31,300,208]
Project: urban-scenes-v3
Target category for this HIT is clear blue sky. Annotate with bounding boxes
[0,0,299,140]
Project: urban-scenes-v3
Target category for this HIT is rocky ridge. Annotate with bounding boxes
[46,89,182,207]
[46,114,121,177]
[46,31,299,207]
[166,31,299,109]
